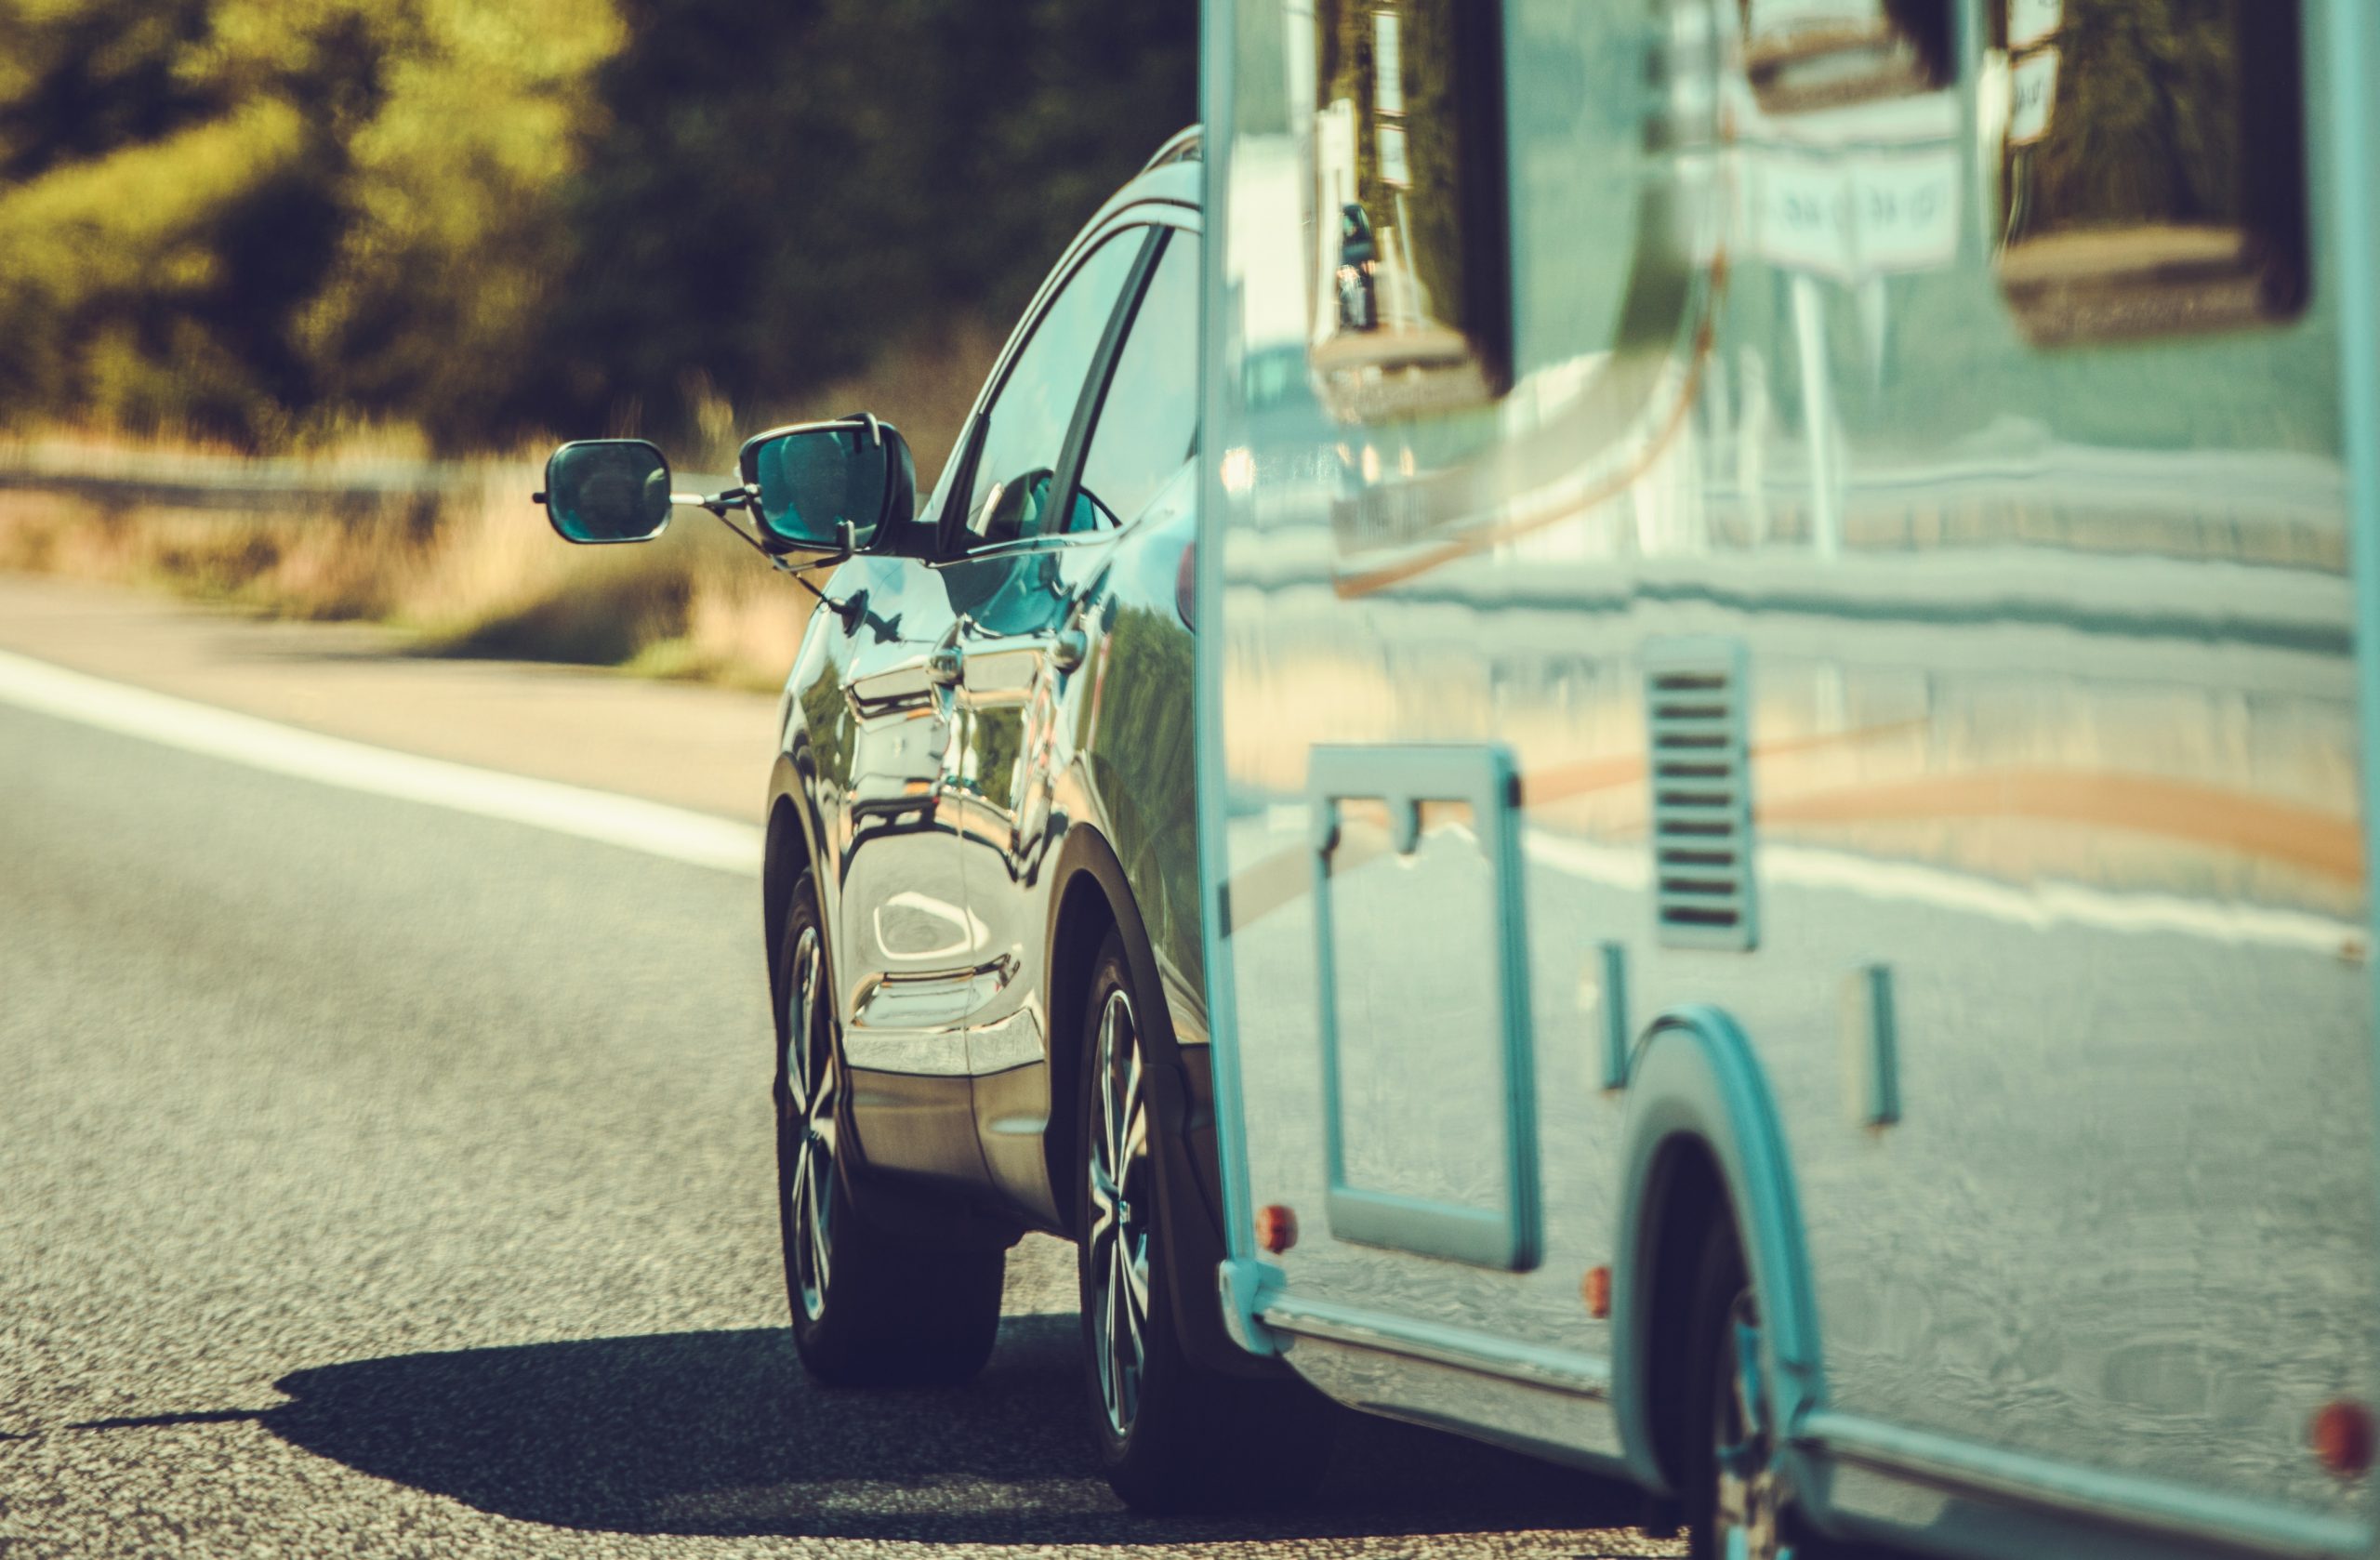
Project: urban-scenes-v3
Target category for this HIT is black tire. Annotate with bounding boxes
[1076,928,1334,1512]
[1682,1217,1841,1560]
[775,868,1003,1387]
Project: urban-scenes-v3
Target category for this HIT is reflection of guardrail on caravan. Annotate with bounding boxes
[1687,438,2346,571]
[1314,434,2352,585]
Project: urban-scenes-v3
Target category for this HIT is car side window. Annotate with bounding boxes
[959,231,1144,549]
[1070,231,1198,533]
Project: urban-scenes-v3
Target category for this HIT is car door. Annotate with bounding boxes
[790,518,988,1179]
[983,224,1201,956]
[924,218,1182,1213]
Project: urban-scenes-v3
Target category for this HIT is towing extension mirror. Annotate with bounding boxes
[738,414,916,562]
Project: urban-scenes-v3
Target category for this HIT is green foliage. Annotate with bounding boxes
[0,0,1196,450]
[537,0,1195,443]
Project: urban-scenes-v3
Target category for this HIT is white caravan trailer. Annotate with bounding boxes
[1192,2,2380,1557]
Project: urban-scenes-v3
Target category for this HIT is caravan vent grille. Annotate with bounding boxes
[1645,649,1757,951]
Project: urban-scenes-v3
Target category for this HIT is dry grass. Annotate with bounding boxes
[0,321,1000,688]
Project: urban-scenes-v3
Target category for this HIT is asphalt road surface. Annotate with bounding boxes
[0,650,1680,1557]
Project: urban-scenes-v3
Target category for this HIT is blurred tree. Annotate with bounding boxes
[287,0,622,445]
[0,0,615,446]
[2016,0,2241,237]
[0,0,1194,450]
[536,0,1196,443]
[0,0,223,181]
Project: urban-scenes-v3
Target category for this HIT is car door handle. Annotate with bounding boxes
[927,641,964,686]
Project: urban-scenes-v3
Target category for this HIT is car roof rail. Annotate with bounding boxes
[1141,126,1202,172]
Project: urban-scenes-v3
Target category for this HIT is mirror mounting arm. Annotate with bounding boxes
[777,520,861,625]
[675,486,858,616]
[780,563,862,629]
[670,484,752,522]
[673,484,779,560]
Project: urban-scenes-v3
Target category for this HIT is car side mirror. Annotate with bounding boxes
[738,415,915,561]
[536,439,673,544]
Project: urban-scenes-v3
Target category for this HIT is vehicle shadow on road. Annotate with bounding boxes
[262,1313,1659,1542]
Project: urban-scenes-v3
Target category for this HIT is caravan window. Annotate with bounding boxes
[1739,0,1955,113]
[1992,0,2307,345]
[1304,0,1511,419]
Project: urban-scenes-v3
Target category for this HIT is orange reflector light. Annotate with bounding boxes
[1582,1265,1613,1320]
[1256,1204,1299,1254]
[2313,1401,2374,1477]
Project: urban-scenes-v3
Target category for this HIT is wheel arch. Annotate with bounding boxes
[1041,823,1174,1236]
[763,747,822,1022]
[1610,1003,1827,1499]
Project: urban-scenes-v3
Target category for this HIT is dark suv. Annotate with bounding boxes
[536,129,1325,1509]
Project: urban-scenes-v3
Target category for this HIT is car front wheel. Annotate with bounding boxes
[775,868,1004,1387]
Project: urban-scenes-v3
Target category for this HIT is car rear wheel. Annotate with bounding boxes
[776,869,1004,1387]
[1076,928,1333,1511]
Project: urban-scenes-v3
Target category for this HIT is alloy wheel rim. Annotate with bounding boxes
[782,926,838,1323]
[1712,1289,1787,1560]
[1085,986,1153,1438]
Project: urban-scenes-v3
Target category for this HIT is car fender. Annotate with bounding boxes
[1044,823,1271,1377]
[1045,823,1176,1060]
[762,745,825,1016]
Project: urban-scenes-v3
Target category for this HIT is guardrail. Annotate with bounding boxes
[0,446,485,513]
[0,447,737,516]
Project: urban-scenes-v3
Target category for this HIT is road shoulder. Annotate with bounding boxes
[0,573,782,821]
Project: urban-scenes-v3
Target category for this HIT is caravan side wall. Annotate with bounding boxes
[1198,1,2380,1553]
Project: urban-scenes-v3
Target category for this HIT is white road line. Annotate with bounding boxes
[0,648,764,877]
